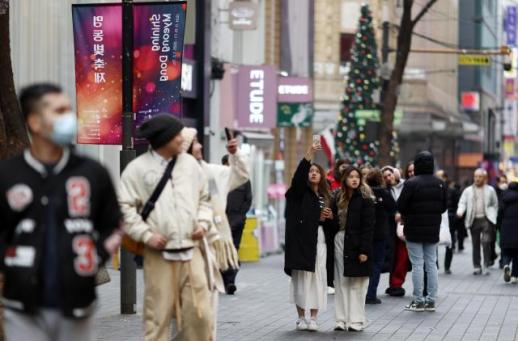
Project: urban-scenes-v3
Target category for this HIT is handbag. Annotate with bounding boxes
[95,265,111,286]
[439,211,452,246]
[121,156,178,256]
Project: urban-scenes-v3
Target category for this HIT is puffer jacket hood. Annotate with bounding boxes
[414,151,434,176]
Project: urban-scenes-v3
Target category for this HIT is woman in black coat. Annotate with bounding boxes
[330,166,375,332]
[501,182,518,283]
[365,168,396,304]
[284,144,334,332]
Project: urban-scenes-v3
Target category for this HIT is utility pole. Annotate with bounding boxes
[120,0,137,315]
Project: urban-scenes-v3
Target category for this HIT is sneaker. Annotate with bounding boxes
[404,300,425,312]
[504,265,511,283]
[225,283,237,295]
[307,319,318,332]
[445,269,452,275]
[366,297,382,304]
[424,301,436,312]
[328,287,335,295]
[473,268,482,275]
[296,318,307,331]
[482,268,490,276]
[334,321,346,331]
[348,324,364,332]
[511,277,518,284]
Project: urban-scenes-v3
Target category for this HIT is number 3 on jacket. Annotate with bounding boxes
[73,235,98,276]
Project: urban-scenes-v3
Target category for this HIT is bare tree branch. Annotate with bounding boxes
[411,0,438,28]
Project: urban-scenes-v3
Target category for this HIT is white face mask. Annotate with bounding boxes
[499,184,508,191]
[50,112,77,146]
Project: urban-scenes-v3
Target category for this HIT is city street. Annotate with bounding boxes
[96,243,518,341]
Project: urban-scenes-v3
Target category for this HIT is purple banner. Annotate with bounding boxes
[132,2,187,130]
[72,4,123,144]
[237,65,277,129]
[506,6,517,46]
[277,77,313,103]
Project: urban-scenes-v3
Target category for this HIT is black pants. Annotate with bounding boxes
[222,223,245,287]
[502,249,518,277]
[444,224,458,271]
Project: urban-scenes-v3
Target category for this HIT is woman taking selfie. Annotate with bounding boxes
[331,166,375,332]
[284,142,334,332]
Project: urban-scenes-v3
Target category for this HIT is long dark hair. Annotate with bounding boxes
[366,168,384,188]
[308,163,331,207]
[338,166,373,209]
[405,162,414,179]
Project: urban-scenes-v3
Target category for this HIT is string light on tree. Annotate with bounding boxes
[335,4,380,165]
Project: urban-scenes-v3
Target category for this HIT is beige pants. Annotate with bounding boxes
[143,247,213,341]
[334,231,369,330]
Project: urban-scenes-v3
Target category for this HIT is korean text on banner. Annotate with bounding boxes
[72,4,123,145]
[133,2,187,133]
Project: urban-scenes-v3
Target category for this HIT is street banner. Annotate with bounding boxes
[277,103,313,127]
[505,78,515,98]
[277,77,313,103]
[72,2,187,145]
[133,2,187,131]
[504,99,518,138]
[236,65,277,129]
[506,6,517,46]
[72,4,123,144]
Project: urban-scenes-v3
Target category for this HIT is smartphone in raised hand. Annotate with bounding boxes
[225,127,233,141]
[312,134,321,148]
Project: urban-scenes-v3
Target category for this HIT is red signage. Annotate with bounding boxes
[461,92,480,111]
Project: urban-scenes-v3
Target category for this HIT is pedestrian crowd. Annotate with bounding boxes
[0,83,251,341]
[0,82,517,340]
[284,139,518,333]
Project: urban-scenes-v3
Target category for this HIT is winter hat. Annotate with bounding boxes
[414,151,435,175]
[137,114,184,150]
[181,127,198,153]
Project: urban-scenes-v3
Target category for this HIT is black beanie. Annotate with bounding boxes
[137,114,184,149]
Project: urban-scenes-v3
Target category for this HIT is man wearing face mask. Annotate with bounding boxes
[0,83,122,340]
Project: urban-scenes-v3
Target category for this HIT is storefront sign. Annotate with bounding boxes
[229,1,258,30]
[237,65,277,129]
[458,54,490,66]
[506,6,517,46]
[277,77,313,103]
[461,92,480,111]
[277,103,313,127]
[72,4,123,144]
[504,99,518,138]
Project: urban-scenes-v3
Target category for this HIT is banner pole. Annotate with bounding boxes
[120,0,137,315]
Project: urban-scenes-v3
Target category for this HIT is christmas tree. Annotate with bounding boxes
[335,5,380,165]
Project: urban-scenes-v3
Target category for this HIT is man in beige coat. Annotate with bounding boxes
[119,115,213,341]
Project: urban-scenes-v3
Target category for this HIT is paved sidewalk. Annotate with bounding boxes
[95,243,518,340]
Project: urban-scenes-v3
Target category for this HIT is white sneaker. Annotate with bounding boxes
[328,287,335,295]
[307,319,319,332]
[511,277,518,284]
[334,321,346,331]
[296,318,308,331]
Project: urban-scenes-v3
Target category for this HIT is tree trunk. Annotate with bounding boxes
[378,0,437,166]
[0,0,29,161]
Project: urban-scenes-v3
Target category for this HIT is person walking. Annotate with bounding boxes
[500,181,518,283]
[365,168,396,304]
[220,154,253,294]
[495,175,508,269]
[397,151,447,312]
[119,115,214,341]
[0,83,122,341]
[436,170,461,274]
[331,166,375,331]
[382,166,408,297]
[284,143,334,332]
[457,169,499,275]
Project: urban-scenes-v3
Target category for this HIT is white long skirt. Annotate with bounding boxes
[289,226,327,311]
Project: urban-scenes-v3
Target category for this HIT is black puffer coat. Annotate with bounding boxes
[328,189,375,282]
[397,151,448,243]
[284,159,334,276]
[372,187,397,241]
[500,182,518,250]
